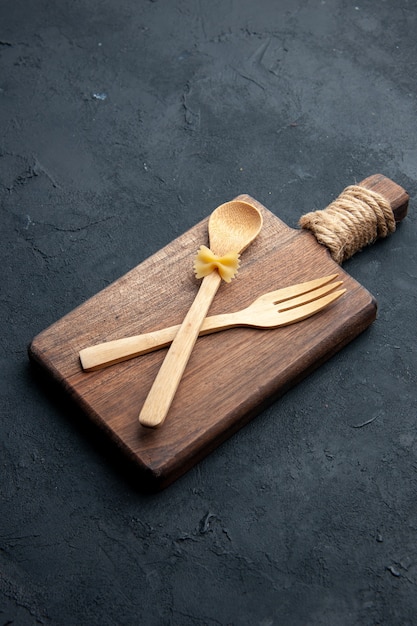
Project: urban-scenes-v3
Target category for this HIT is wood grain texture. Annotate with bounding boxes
[28,178,408,490]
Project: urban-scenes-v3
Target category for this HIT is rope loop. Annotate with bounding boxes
[299,185,395,263]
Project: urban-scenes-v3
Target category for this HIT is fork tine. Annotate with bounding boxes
[258,274,339,304]
[275,289,346,327]
[276,281,344,311]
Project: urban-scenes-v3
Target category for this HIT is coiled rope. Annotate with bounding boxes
[299,185,396,264]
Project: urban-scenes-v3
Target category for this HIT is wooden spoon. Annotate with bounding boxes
[139,200,263,428]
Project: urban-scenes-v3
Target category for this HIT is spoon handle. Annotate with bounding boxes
[139,271,222,428]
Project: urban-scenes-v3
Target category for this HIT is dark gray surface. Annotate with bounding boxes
[1,1,416,624]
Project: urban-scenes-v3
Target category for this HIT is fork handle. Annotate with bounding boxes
[139,271,222,428]
[79,326,183,371]
[79,308,242,372]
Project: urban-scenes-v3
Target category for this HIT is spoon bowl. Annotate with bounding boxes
[208,200,263,255]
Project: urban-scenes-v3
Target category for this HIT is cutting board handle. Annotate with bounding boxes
[360,174,408,222]
[299,174,409,263]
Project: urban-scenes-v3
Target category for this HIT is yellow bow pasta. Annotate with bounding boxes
[193,245,240,283]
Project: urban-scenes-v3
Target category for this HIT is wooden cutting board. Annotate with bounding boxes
[28,175,408,490]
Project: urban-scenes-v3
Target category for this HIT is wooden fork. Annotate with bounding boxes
[80,274,345,372]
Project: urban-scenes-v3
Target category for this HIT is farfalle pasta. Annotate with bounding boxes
[193,245,240,283]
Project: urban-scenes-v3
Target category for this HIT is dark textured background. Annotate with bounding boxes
[1,1,416,624]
